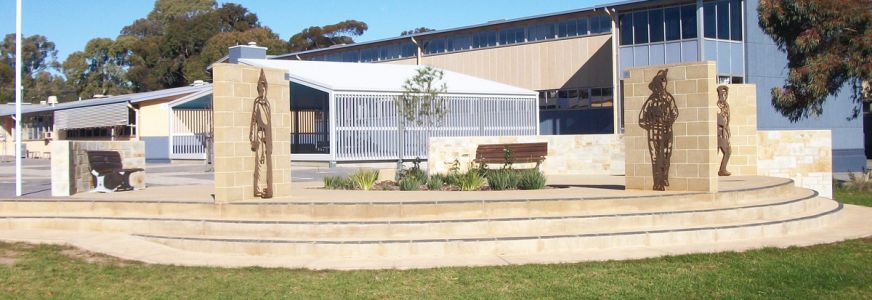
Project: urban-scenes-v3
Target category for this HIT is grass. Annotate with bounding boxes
[835,185,872,207]
[0,238,871,299]
[0,186,868,298]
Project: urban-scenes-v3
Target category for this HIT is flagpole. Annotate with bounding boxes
[15,0,22,197]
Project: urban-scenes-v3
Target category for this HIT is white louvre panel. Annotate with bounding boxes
[54,102,129,130]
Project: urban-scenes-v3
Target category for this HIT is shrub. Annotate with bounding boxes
[486,169,520,190]
[348,169,379,191]
[399,176,421,191]
[458,170,485,191]
[517,170,546,190]
[427,174,445,190]
[444,173,461,187]
[323,175,351,190]
[845,169,872,192]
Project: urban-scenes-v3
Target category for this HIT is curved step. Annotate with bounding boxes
[133,198,842,258]
[0,177,797,221]
[0,189,821,239]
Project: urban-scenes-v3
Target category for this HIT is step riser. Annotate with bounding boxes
[0,197,823,239]
[0,183,798,220]
[140,209,840,258]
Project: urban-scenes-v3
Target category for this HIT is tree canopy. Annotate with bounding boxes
[288,20,368,52]
[4,1,372,103]
[400,27,435,36]
[758,0,872,121]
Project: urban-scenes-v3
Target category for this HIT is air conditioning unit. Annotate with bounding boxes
[43,131,52,140]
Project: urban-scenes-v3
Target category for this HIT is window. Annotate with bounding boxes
[473,30,497,48]
[341,50,359,62]
[633,11,648,44]
[539,87,612,110]
[447,34,472,51]
[619,14,633,45]
[360,48,378,62]
[730,0,743,41]
[716,1,729,39]
[379,44,402,60]
[558,19,578,37]
[424,38,446,54]
[649,9,664,43]
[703,3,716,38]
[499,27,525,45]
[577,17,590,35]
[681,5,697,39]
[590,15,611,34]
[665,7,681,41]
[527,23,555,41]
[22,114,53,141]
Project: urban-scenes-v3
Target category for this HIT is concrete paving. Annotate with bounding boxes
[0,204,869,270]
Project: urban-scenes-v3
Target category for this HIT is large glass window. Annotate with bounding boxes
[620,14,633,45]
[558,19,578,37]
[716,1,729,39]
[680,5,697,39]
[590,15,611,34]
[401,42,417,57]
[499,27,525,45]
[341,50,359,62]
[447,34,472,51]
[649,9,664,43]
[730,0,743,41]
[424,38,446,54]
[703,3,717,38]
[473,30,497,48]
[633,11,649,44]
[665,7,681,41]
[528,23,555,41]
[360,48,378,62]
[577,17,590,35]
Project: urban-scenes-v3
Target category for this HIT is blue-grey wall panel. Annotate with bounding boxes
[619,47,634,78]
[704,40,718,62]
[745,0,864,171]
[649,44,665,65]
[730,42,744,76]
[665,42,682,64]
[633,45,649,67]
[143,136,169,162]
[717,41,731,75]
[681,40,698,62]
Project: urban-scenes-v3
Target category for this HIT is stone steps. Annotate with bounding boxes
[0,177,796,221]
[133,198,842,258]
[0,188,819,240]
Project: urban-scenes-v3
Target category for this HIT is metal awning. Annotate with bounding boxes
[54,102,129,130]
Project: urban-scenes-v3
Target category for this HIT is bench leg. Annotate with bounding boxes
[117,171,136,191]
[90,174,116,193]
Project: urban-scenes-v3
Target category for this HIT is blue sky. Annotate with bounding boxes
[0,0,612,61]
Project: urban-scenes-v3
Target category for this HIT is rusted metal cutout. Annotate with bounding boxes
[250,69,274,198]
[639,69,679,191]
[717,85,732,176]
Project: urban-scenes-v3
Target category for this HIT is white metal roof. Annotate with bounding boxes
[0,84,212,117]
[238,59,537,96]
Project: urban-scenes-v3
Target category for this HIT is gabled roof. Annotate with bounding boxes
[239,59,537,96]
[0,84,213,117]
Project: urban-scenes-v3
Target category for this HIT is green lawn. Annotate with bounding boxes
[0,187,868,299]
[835,186,872,207]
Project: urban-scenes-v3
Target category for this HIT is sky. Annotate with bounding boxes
[0,0,613,61]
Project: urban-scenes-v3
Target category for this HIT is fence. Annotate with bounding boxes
[334,92,538,161]
[169,108,211,160]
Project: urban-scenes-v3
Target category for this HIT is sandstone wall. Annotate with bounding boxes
[758,130,833,198]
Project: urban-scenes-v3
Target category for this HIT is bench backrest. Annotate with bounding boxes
[87,151,124,171]
[475,142,547,162]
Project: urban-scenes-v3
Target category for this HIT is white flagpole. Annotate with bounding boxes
[15,0,22,197]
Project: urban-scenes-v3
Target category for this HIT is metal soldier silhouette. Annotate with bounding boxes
[250,70,274,199]
[716,85,731,176]
[639,69,679,191]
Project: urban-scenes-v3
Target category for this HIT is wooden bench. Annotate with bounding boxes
[86,151,144,193]
[474,142,548,168]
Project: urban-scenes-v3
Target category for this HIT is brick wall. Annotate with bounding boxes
[623,62,719,192]
[50,140,146,196]
[427,134,624,175]
[212,63,292,203]
[758,130,833,198]
[722,84,758,176]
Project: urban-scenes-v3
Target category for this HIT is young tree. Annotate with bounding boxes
[758,0,872,121]
[393,66,448,175]
[288,20,368,52]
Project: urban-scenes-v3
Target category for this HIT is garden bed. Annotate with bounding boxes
[323,167,549,191]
